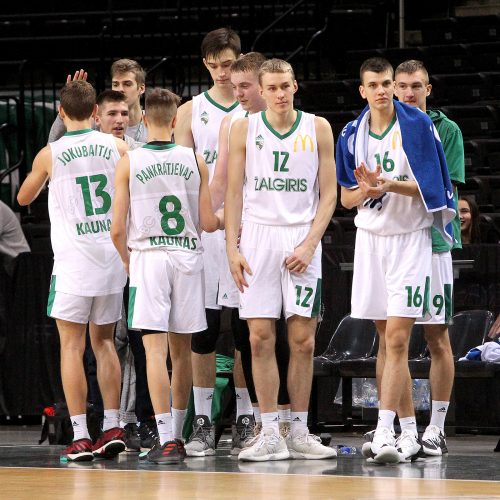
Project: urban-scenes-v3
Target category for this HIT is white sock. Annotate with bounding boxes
[430,400,449,430]
[278,408,291,424]
[291,411,308,436]
[261,412,279,435]
[171,408,187,440]
[155,413,173,446]
[399,416,418,436]
[103,409,119,431]
[70,413,90,441]
[253,406,261,423]
[235,387,253,418]
[193,387,213,422]
[376,410,396,431]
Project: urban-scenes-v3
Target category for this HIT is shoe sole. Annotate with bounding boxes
[373,446,400,464]
[361,442,373,458]
[238,450,290,462]
[93,440,126,459]
[185,448,216,457]
[65,452,94,462]
[147,457,184,464]
[289,449,337,460]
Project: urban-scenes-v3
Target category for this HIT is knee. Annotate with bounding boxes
[385,333,408,356]
[289,334,315,357]
[191,329,217,355]
[425,330,451,357]
[249,327,274,357]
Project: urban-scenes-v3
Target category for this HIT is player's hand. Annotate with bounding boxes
[286,242,315,274]
[66,69,88,83]
[361,176,392,199]
[228,250,252,292]
[354,163,381,187]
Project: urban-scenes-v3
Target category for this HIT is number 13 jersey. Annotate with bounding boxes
[243,110,319,226]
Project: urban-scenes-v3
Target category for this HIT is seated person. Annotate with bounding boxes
[459,196,481,244]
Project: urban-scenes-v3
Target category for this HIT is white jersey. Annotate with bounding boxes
[354,117,433,236]
[191,91,240,181]
[243,110,319,226]
[127,143,202,254]
[48,129,126,296]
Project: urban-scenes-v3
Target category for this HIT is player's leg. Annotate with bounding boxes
[276,316,291,438]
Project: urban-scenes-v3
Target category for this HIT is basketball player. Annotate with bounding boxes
[211,52,292,453]
[336,57,456,464]
[48,59,147,143]
[18,80,129,461]
[225,59,338,461]
[175,27,241,456]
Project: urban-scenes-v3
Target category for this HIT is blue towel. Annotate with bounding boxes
[336,100,456,244]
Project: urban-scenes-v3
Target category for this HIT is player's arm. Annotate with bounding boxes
[225,118,252,291]
[286,117,337,273]
[113,136,130,157]
[341,186,366,209]
[110,154,131,274]
[17,146,51,206]
[209,114,232,210]
[175,100,195,148]
[197,153,221,232]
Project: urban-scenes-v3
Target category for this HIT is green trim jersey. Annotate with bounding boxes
[243,110,319,226]
[191,91,240,181]
[48,129,126,296]
[127,143,203,254]
[427,109,465,252]
[354,117,433,236]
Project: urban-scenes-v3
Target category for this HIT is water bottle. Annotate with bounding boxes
[337,445,357,455]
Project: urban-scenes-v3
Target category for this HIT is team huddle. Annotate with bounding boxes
[17,27,463,466]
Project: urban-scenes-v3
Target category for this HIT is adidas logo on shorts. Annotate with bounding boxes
[157,420,165,425]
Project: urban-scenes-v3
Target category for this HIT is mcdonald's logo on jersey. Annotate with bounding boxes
[293,134,314,152]
[391,130,402,150]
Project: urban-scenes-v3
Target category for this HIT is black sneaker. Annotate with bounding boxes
[146,440,183,464]
[184,414,215,457]
[124,423,141,452]
[139,437,160,461]
[231,414,255,455]
[139,419,158,451]
[422,425,448,456]
[176,438,187,460]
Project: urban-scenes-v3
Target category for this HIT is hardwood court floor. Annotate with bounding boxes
[1,426,499,499]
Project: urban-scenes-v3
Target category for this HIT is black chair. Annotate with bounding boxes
[449,309,495,359]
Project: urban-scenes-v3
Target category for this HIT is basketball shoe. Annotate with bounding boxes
[286,430,337,460]
[185,415,215,457]
[61,438,93,462]
[238,427,289,462]
[421,425,448,456]
[92,427,126,459]
[231,414,255,456]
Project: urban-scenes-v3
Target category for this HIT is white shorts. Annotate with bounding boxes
[47,284,122,325]
[351,228,432,320]
[128,250,207,334]
[239,221,322,320]
[218,250,239,308]
[415,251,453,325]
[201,230,224,310]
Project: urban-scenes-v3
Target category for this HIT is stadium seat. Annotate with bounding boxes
[441,105,500,139]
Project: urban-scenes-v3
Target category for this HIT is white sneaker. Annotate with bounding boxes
[362,428,397,459]
[286,430,337,460]
[422,425,448,456]
[370,427,399,464]
[396,429,424,463]
[238,428,289,462]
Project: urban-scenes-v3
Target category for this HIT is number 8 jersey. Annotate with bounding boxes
[127,143,203,254]
[243,110,319,226]
[49,129,126,296]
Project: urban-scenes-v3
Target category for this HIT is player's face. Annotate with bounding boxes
[96,101,129,138]
[204,49,238,89]
[231,71,265,112]
[111,71,145,107]
[359,70,395,111]
[395,70,431,111]
[259,72,298,114]
[459,199,472,233]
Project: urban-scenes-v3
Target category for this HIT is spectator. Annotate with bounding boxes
[459,196,481,244]
[0,200,30,275]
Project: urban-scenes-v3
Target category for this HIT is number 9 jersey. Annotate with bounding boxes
[48,129,126,296]
[126,143,203,256]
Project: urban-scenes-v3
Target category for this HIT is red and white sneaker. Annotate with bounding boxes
[92,427,126,459]
[61,438,93,462]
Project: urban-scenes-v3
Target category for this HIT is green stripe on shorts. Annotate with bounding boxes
[312,278,322,318]
[128,286,137,328]
[444,283,453,324]
[422,275,431,318]
[47,275,56,316]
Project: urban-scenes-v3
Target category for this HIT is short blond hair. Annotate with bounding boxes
[145,88,181,126]
[395,60,430,84]
[258,58,295,85]
[111,59,146,86]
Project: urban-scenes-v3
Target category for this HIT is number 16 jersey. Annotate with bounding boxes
[127,143,202,256]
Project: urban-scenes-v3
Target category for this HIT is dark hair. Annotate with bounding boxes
[96,90,127,108]
[111,59,146,86]
[60,80,96,120]
[201,28,241,59]
[231,52,267,74]
[360,57,394,84]
[460,195,481,244]
[395,60,429,84]
[145,87,181,126]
